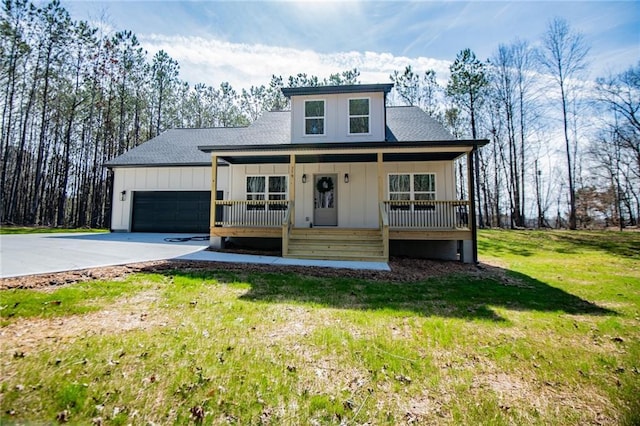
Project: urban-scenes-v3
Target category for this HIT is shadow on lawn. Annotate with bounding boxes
[478,230,640,260]
[548,230,640,259]
[156,262,615,322]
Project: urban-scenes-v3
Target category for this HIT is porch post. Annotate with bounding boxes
[209,154,223,249]
[465,149,478,263]
[282,154,295,256]
[289,154,295,208]
[377,151,384,202]
[377,151,390,259]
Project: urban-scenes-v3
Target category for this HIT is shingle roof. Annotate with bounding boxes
[105,107,456,167]
[386,106,455,141]
[104,127,240,167]
[223,111,290,146]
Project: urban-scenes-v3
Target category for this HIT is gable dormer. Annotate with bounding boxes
[281,84,393,144]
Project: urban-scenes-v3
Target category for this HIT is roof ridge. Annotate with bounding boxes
[169,126,248,130]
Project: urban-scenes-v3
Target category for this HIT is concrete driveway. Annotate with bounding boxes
[0,232,210,278]
[0,232,390,278]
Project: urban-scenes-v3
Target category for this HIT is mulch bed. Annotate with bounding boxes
[0,255,483,290]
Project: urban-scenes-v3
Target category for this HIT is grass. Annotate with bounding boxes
[0,226,107,234]
[0,276,159,326]
[1,230,639,425]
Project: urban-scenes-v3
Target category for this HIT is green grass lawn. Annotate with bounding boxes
[0,226,107,234]
[1,230,638,425]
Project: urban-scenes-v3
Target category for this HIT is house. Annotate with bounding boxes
[106,83,487,263]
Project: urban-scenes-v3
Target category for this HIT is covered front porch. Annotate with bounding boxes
[200,142,482,263]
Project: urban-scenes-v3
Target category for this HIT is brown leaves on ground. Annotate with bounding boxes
[1,290,168,353]
[0,256,482,291]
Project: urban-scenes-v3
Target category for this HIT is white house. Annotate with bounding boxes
[106,83,487,263]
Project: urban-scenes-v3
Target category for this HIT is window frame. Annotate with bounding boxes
[245,175,288,211]
[387,173,436,211]
[348,97,370,135]
[304,99,325,136]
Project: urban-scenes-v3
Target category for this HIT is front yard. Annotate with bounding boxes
[1,230,638,424]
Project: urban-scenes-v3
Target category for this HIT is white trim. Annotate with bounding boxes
[304,99,326,136]
[347,97,371,135]
[245,174,288,211]
[387,172,437,200]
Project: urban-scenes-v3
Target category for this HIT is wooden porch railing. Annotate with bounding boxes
[383,200,470,229]
[213,199,469,230]
[379,201,389,259]
[282,201,294,256]
[214,200,290,227]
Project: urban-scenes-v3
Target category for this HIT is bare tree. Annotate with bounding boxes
[537,17,590,230]
[593,62,640,227]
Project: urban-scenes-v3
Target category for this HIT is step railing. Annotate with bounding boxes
[282,200,294,256]
[379,201,389,259]
[383,200,470,229]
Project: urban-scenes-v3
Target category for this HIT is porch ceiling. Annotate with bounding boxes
[218,151,464,164]
[202,139,488,165]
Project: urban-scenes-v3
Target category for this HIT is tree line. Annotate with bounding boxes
[1,0,638,230]
[390,20,638,230]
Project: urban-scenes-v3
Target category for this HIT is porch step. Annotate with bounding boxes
[285,228,387,262]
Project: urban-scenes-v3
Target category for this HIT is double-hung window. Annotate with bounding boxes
[305,100,325,135]
[246,176,288,210]
[349,98,370,134]
[388,173,436,210]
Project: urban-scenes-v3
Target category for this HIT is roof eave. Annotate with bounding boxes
[198,139,489,153]
[104,162,217,169]
[281,83,394,98]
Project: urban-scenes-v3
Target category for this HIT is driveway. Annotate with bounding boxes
[0,232,210,278]
[0,232,390,278]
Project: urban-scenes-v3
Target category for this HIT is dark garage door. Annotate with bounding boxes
[132,191,211,233]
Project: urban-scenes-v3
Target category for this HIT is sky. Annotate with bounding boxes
[62,0,640,91]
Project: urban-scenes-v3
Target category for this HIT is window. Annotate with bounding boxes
[305,100,324,135]
[349,98,369,134]
[246,176,287,210]
[388,173,436,210]
[389,174,411,210]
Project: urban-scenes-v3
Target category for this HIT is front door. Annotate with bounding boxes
[314,174,337,226]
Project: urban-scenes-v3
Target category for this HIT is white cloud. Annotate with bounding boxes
[138,34,453,90]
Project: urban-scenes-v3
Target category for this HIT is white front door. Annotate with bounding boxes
[314,174,337,226]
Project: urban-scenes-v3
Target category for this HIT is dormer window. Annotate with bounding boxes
[349,98,370,134]
[305,100,325,135]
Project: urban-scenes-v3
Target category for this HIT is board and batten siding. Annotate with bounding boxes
[289,92,386,144]
[228,164,291,200]
[229,160,456,229]
[110,166,229,231]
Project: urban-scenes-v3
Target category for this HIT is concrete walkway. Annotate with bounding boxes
[0,232,390,278]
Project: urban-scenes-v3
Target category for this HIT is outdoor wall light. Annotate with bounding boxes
[344,173,350,183]
[302,174,307,183]
[120,190,126,201]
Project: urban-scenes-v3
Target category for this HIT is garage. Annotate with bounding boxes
[131,191,211,233]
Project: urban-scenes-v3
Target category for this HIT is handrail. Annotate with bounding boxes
[379,201,389,259]
[282,200,293,257]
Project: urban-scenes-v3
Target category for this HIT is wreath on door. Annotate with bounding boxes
[316,177,334,194]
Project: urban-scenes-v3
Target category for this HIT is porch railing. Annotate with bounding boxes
[213,199,469,230]
[383,200,470,229]
[379,202,389,259]
[282,201,294,255]
[213,200,290,227]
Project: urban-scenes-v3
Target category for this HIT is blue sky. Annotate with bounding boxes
[63,1,639,90]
